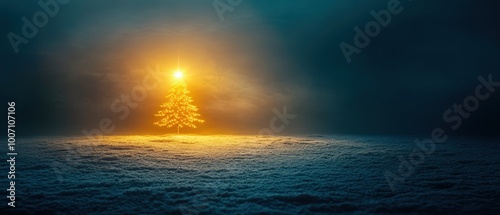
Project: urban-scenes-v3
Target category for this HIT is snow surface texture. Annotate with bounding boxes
[2,135,500,214]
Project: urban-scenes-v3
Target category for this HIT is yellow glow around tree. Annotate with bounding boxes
[174,70,183,79]
[153,77,204,134]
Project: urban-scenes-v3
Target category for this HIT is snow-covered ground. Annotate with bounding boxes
[3,135,500,214]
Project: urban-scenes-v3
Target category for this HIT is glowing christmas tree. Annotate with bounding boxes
[153,61,204,134]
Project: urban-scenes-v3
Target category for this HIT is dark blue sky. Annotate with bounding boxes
[1,0,499,135]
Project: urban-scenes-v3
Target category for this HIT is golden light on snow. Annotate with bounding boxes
[66,135,318,159]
